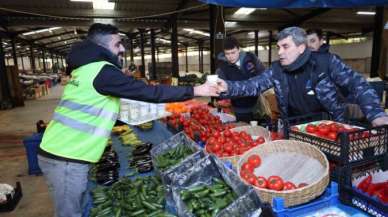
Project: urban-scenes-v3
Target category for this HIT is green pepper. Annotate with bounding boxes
[141,200,157,210]
[130,209,145,216]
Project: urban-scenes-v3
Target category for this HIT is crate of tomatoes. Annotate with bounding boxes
[338,155,388,217]
[283,113,388,179]
[205,126,269,167]
[237,140,330,207]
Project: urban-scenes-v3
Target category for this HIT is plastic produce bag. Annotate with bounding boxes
[171,155,262,217]
[163,150,207,213]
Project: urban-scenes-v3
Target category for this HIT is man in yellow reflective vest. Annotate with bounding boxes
[38,23,218,217]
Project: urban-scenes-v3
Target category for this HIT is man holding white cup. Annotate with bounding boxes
[215,37,266,123]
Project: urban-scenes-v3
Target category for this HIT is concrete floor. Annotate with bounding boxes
[0,85,63,217]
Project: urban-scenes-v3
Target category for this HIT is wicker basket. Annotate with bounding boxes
[237,140,330,207]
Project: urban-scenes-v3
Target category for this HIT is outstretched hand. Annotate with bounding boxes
[371,116,388,127]
[193,81,219,97]
[216,78,228,94]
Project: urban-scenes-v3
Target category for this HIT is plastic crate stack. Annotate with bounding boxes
[282,112,388,216]
[283,112,388,181]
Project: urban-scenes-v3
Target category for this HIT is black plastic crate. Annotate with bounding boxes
[282,113,388,182]
[0,182,23,212]
[338,156,388,217]
[283,113,388,166]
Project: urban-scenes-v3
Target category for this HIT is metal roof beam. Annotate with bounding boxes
[32,30,86,41]
[280,8,331,29]
[44,36,82,46]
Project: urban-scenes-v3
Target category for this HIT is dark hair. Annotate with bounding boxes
[223,37,240,50]
[87,23,119,46]
[306,29,323,40]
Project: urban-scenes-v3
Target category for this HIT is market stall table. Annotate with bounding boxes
[82,121,173,217]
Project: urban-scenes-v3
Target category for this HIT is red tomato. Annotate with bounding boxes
[207,137,216,145]
[306,124,317,133]
[247,175,257,185]
[240,169,251,180]
[224,130,232,137]
[254,176,268,189]
[329,123,339,133]
[362,131,370,139]
[251,141,258,147]
[224,143,233,154]
[212,143,222,153]
[327,132,337,140]
[256,137,265,144]
[283,181,297,190]
[240,131,249,138]
[217,137,225,144]
[317,124,329,135]
[241,162,254,173]
[298,183,308,188]
[248,155,262,168]
[337,126,346,133]
[268,176,284,191]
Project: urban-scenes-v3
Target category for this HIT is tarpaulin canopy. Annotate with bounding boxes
[199,0,388,8]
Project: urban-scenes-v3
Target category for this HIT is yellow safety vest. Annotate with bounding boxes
[40,61,120,162]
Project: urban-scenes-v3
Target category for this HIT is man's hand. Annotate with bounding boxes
[371,116,388,127]
[193,81,219,97]
[216,78,228,94]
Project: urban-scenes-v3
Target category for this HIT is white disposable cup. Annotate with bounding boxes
[250,121,258,127]
[139,102,149,117]
[150,104,157,114]
[206,75,218,85]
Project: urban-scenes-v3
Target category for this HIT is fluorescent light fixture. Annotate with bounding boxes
[234,8,256,16]
[225,21,237,28]
[119,33,126,37]
[70,0,114,10]
[93,18,114,24]
[356,11,375,15]
[93,0,115,10]
[183,28,210,37]
[22,27,62,36]
[157,38,171,44]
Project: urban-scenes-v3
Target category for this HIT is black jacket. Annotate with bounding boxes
[224,51,386,122]
[216,51,265,113]
[66,40,194,103]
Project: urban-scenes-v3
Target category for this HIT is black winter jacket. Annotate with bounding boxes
[66,39,194,103]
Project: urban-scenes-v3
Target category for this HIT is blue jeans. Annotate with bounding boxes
[38,155,90,217]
